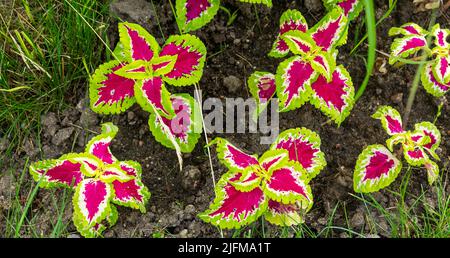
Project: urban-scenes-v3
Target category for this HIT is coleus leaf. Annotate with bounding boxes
[271,127,326,180]
[29,154,85,189]
[72,212,107,238]
[275,56,317,112]
[264,199,306,226]
[119,160,143,178]
[323,0,363,21]
[386,133,406,152]
[198,171,268,229]
[412,121,441,159]
[431,56,450,85]
[309,65,355,125]
[134,77,175,118]
[98,164,134,183]
[89,60,136,115]
[73,179,113,229]
[353,144,402,193]
[309,51,336,82]
[238,0,272,7]
[259,149,289,172]
[389,35,427,65]
[113,60,151,80]
[403,146,428,166]
[230,165,263,193]
[175,0,220,33]
[149,93,202,153]
[262,161,313,206]
[424,161,439,185]
[159,34,207,86]
[210,137,259,172]
[388,23,428,37]
[152,55,178,77]
[430,24,450,49]
[309,8,348,51]
[248,71,276,116]
[421,62,450,97]
[372,106,405,136]
[118,22,160,62]
[112,175,151,213]
[281,30,315,56]
[85,123,118,164]
[269,9,308,58]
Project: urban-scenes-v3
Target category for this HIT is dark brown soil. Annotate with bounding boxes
[1,0,449,238]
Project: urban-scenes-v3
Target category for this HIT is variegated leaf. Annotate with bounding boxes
[431,24,450,49]
[271,128,326,180]
[309,51,336,81]
[73,179,112,228]
[111,176,151,213]
[29,154,85,189]
[372,106,405,136]
[424,161,439,185]
[85,123,119,164]
[264,199,308,226]
[210,137,259,172]
[421,62,450,97]
[431,56,450,85]
[412,122,441,159]
[198,171,268,229]
[403,146,428,166]
[323,0,363,21]
[118,22,160,62]
[263,162,312,206]
[309,65,355,125]
[281,30,315,56]
[353,145,402,193]
[269,9,308,58]
[388,23,428,37]
[160,34,206,86]
[99,164,134,183]
[389,35,427,64]
[175,0,220,33]
[134,77,174,118]
[149,93,202,153]
[309,8,348,51]
[275,56,317,112]
[238,0,272,7]
[89,60,136,115]
[248,71,276,116]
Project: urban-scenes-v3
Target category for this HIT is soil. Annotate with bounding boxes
[1,0,449,238]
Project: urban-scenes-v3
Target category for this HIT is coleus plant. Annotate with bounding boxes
[353,106,442,193]
[250,8,355,125]
[199,128,326,228]
[90,22,204,153]
[29,123,150,237]
[389,23,450,97]
[175,0,273,33]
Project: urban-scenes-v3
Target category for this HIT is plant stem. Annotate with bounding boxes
[354,0,376,101]
[403,9,438,127]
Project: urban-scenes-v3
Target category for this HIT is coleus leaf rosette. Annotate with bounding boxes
[90,22,205,152]
[353,106,442,193]
[175,0,272,33]
[29,123,150,237]
[199,127,326,229]
[389,22,450,97]
[261,8,355,125]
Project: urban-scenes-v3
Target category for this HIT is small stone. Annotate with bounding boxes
[179,229,188,238]
[104,230,115,238]
[365,234,381,238]
[223,75,242,94]
[52,127,74,146]
[127,111,136,121]
[0,137,10,152]
[110,0,155,28]
[67,233,81,238]
[390,93,403,104]
[184,204,196,214]
[79,109,98,128]
[41,112,59,136]
[376,88,383,95]
[351,211,365,228]
[304,0,323,12]
[181,165,202,192]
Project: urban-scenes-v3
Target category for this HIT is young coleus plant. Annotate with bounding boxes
[322,0,363,21]
[29,123,150,237]
[389,23,450,97]
[253,8,354,125]
[353,106,442,193]
[175,0,272,33]
[90,22,204,153]
[199,128,326,229]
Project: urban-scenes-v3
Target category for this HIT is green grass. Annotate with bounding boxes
[0,0,111,162]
